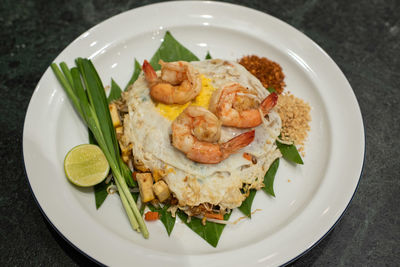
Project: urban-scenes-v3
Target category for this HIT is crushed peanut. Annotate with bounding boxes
[277,92,311,153]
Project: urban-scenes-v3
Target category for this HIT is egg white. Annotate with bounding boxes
[122,59,281,210]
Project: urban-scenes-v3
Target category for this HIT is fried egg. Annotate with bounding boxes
[122,59,281,210]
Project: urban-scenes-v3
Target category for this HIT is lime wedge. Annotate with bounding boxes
[64,144,110,187]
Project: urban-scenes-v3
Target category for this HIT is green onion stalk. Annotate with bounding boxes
[51,58,149,238]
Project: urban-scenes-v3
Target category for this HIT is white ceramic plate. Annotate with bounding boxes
[23,1,365,266]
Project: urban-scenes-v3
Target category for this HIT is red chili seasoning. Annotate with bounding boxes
[239,55,285,94]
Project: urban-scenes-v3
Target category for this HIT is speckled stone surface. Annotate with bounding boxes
[1,0,399,266]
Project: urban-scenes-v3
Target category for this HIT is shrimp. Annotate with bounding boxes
[172,106,255,164]
[142,60,201,104]
[209,83,278,128]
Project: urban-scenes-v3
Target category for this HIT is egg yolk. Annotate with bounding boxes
[155,75,216,121]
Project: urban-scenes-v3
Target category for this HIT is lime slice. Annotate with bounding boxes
[64,144,110,187]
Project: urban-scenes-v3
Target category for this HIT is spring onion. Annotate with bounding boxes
[51,58,149,238]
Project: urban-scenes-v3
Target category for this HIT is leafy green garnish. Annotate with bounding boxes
[238,189,257,217]
[149,31,199,70]
[205,51,212,59]
[89,126,109,209]
[94,180,108,209]
[124,59,141,91]
[148,204,176,236]
[119,157,136,187]
[177,211,231,247]
[88,129,96,145]
[107,79,123,104]
[276,141,304,164]
[267,87,276,93]
[60,62,74,89]
[263,158,280,197]
[131,192,139,202]
[139,203,145,215]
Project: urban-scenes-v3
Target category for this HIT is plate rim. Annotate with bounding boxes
[22,1,365,266]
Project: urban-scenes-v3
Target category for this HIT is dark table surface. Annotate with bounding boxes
[1,0,399,266]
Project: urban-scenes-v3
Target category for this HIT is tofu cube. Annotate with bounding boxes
[121,143,133,157]
[122,154,130,163]
[152,169,166,182]
[115,126,123,139]
[136,173,154,202]
[152,180,170,202]
[108,103,121,127]
[134,158,150,172]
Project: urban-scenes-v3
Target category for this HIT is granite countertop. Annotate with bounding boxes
[1,0,399,266]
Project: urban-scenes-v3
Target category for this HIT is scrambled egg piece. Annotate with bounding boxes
[155,75,215,120]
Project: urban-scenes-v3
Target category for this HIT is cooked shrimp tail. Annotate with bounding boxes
[142,60,158,86]
[260,92,278,114]
[220,130,255,156]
